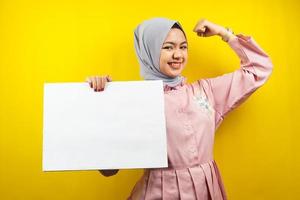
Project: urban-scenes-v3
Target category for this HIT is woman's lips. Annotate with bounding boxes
[168,62,182,69]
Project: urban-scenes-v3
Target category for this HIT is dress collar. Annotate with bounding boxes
[163,77,187,92]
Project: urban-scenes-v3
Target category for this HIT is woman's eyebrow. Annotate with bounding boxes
[163,41,187,45]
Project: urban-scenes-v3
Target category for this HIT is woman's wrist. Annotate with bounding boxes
[218,27,235,42]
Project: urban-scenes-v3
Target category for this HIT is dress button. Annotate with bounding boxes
[184,124,191,129]
[177,108,185,113]
[184,124,193,134]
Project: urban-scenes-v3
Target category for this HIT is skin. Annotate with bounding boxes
[85,19,235,177]
[86,19,235,91]
[159,28,188,78]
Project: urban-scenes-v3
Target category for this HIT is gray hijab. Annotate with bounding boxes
[133,17,185,87]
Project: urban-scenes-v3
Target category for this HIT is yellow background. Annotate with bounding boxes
[0,0,299,199]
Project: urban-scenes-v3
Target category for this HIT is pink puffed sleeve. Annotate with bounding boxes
[192,34,273,128]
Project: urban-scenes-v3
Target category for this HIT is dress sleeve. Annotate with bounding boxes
[191,34,273,128]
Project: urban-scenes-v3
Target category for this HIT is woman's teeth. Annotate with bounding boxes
[169,62,181,68]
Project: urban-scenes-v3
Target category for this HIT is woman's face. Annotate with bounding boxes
[159,28,188,78]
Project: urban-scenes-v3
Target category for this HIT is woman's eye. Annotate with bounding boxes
[163,46,187,50]
[163,46,172,50]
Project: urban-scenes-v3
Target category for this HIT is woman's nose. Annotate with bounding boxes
[173,49,183,59]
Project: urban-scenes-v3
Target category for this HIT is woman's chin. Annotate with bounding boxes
[160,66,184,78]
[166,71,182,78]
[171,69,183,77]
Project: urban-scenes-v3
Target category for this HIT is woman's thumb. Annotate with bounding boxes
[106,75,112,82]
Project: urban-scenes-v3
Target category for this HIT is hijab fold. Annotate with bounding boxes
[134,17,185,87]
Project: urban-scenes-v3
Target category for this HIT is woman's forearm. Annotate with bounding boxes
[218,27,236,42]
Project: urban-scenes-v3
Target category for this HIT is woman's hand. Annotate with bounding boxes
[85,75,112,92]
[99,169,119,177]
[85,75,118,177]
[193,18,230,38]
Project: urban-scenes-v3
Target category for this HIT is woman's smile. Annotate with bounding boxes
[168,62,182,69]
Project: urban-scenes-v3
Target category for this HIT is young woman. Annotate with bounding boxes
[86,18,273,200]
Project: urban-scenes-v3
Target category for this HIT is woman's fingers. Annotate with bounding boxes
[96,76,101,91]
[92,77,97,91]
[194,19,224,37]
[106,75,112,82]
[100,76,105,91]
[197,25,207,33]
[194,19,210,37]
[85,77,92,88]
[197,31,205,37]
[193,18,207,33]
[86,75,112,92]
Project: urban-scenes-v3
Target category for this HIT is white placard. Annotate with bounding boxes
[42,80,168,171]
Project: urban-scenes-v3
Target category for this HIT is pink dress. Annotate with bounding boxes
[127,34,273,200]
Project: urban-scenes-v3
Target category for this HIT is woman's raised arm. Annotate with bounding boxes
[192,34,273,128]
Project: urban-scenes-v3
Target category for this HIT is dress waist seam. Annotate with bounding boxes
[147,159,215,172]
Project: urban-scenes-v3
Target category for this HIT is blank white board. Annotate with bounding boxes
[42,80,168,171]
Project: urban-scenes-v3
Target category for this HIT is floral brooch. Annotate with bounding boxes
[193,94,214,117]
